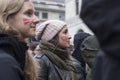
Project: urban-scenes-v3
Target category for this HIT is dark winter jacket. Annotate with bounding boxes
[80,0,120,80]
[0,34,28,80]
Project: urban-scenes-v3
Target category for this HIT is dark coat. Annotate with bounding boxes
[0,34,28,80]
[92,50,120,80]
[80,0,120,80]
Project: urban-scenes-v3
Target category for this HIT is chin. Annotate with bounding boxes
[58,43,70,49]
[64,45,70,48]
[67,44,70,47]
[28,34,35,38]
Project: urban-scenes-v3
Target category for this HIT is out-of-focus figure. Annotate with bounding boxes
[0,0,39,80]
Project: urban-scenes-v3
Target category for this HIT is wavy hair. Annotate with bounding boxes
[0,0,24,38]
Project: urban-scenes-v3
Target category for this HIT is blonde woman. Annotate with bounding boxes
[0,0,39,80]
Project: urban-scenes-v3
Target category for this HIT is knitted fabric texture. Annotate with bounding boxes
[36,20,66,41]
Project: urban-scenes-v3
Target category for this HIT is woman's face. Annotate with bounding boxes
[10,0,39,39]
[58,26,71,48]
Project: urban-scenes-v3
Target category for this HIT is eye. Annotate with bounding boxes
[63,29,68,34]
[25,10,33,17]
[26,11,32,16]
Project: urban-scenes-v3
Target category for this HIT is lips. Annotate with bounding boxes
[31,26,35,28]
[67,41,70,44]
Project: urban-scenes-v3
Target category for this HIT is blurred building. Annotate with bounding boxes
[32,0,65,24]
[65,0,93,44]
[31,0,65,42]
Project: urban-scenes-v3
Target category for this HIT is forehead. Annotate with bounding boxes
[20,1,35,12]
[61,26,68,32]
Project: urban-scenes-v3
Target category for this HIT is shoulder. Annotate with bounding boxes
[35,52,49,60]
[0,50,25,80]
[35,52,51,65]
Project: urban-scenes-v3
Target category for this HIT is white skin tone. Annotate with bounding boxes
[34,45,40,55]
[58,26,71,48]
[9,0,39,39]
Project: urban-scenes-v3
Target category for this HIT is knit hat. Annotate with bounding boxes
[36,20,66,41]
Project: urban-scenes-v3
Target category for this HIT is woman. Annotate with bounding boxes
[35,20,84,80]
[0,0,39,80]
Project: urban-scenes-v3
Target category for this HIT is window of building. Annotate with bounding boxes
[35,11,39,17]
[59,13,65,21]
[42,12,48,19]
[75,0,79,15]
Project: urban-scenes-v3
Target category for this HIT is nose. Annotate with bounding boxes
[33,15,40,24]
[68,34,71,39]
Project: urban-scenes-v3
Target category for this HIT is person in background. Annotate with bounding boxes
[0,0,39,80]
[73,32,91,78]
[80,34,99,68]
[80,34,99,80]
[67,45,75,55]
[80,0,120,80]
[73,32,99,80]
[33,44,40,56]
[77,29,84,33]
[35,20,84,80]
[29,42,39,56]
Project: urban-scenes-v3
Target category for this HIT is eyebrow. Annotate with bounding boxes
[64,28,68,33]
[27,9,34,12]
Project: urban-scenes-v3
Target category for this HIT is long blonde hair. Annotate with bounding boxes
[0,0,39,80]
[0,0,24,38]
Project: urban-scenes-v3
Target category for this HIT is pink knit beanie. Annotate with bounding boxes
[35,20,67,41]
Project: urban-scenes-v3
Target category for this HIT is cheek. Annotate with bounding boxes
[23,18,31,25]
[61,35,67,41]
